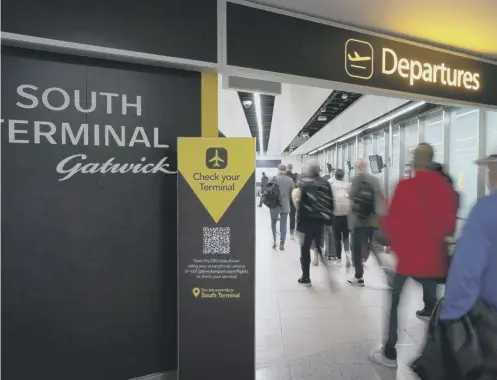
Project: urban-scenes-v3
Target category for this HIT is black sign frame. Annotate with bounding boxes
[226,2,497,107]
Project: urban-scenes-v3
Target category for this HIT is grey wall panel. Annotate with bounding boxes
[1,47,201,380]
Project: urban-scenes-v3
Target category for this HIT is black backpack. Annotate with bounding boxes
[262,178,281,209]
[300,177,334,223]
[352,180,375,219]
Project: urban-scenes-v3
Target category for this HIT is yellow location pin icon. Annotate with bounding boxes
[192,288,200,298]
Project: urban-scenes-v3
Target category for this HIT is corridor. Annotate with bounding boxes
[255,205,428,380]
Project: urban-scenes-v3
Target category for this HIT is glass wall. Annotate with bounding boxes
[305,104,492,207]
[486,111,497,155]
[449,108,478,219]
[404,121,419,165]
[424,112,444,163]
[389,125,401,199]
[363,135,374,172]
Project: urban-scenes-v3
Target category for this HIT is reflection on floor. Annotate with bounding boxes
[255,205,427,380]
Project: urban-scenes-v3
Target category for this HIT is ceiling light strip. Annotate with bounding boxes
[308,101,426,155]
[254,92,264,155]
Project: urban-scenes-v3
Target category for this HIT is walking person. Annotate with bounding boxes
[269,165,294,251]
[348,158,384,286]
[292,161,334,285]
[258,172,269,207]
[285,164,298,238]
[330,169,352,268]
[369,143,457,368]
[441,152,497,321]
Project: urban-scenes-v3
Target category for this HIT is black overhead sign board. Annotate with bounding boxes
[227,2,497,107]
[2,0,218,63]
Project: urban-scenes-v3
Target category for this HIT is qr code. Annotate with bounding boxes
[203,227,230,255]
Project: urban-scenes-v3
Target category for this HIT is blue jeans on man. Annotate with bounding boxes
[270,210,288,248]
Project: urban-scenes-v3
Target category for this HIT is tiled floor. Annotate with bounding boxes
[255,205,429,380]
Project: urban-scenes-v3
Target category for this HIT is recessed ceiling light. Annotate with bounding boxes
[318,115,327,122]
[342,94,348,100]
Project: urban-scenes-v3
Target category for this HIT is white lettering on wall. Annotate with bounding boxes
[16,85,39,109]
[42,87,71,111]
[5,119,30,143]
[100,92,119,114]
[129,127,151,147]
[34,121,57,144]
[74,90,97,113]
[61,123,89,146]
[8,84,176,181]
[105,125,126,147]
[122,94,142,116]
[56,154,176,181]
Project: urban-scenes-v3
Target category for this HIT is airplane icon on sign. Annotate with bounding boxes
[347,51,372,62]
[205,147,228,169]
[347,51,372,70]
[345,39,374,79]
[208,150,225,167]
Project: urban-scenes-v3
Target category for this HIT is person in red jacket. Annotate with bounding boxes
[369,143,457,368]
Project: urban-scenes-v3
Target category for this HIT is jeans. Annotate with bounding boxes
[333,215,349,260]
[351,226,376,279]
[384,274,438,359]
[289,202,296,233]
[298,222,324,280]
[270,210,288,244]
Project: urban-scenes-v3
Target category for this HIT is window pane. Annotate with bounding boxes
[375,132,386,188]
[389,126,401,200]
[363,135,374,172]
[424,113,444,163]
[404,121,419,164]
[449,108,478,219]
[486,111,497,155]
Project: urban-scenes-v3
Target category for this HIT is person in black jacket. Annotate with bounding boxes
[258,172,269,207]
[293,161,334,286]
[285,164,299,237]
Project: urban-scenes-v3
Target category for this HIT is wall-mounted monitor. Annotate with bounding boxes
[369,155,384,174]
[326,163,333,174]
[346,160,352,172]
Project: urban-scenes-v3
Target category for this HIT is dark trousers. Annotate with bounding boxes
[351,226,376,279]
[333,215,349,260]
[298,222,324,280]
[384,274,438,359]
[289,202,296,233]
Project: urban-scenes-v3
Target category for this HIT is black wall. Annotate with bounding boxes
[2,0,218,63]
[1,47,201,380]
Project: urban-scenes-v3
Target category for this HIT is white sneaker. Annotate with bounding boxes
[368,349,398,368]
[312,250,319,266]
[347,276,365,287]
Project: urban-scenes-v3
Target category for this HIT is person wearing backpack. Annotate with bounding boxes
[293,161,334,285]
[330,169,352,268]
[264,165,294,251]
[348,158,384,286]
[258,172,269,207]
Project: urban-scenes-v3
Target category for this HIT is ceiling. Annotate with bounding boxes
[247,0,497,60]
[238,92,275,153]
[283,90,362,154]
